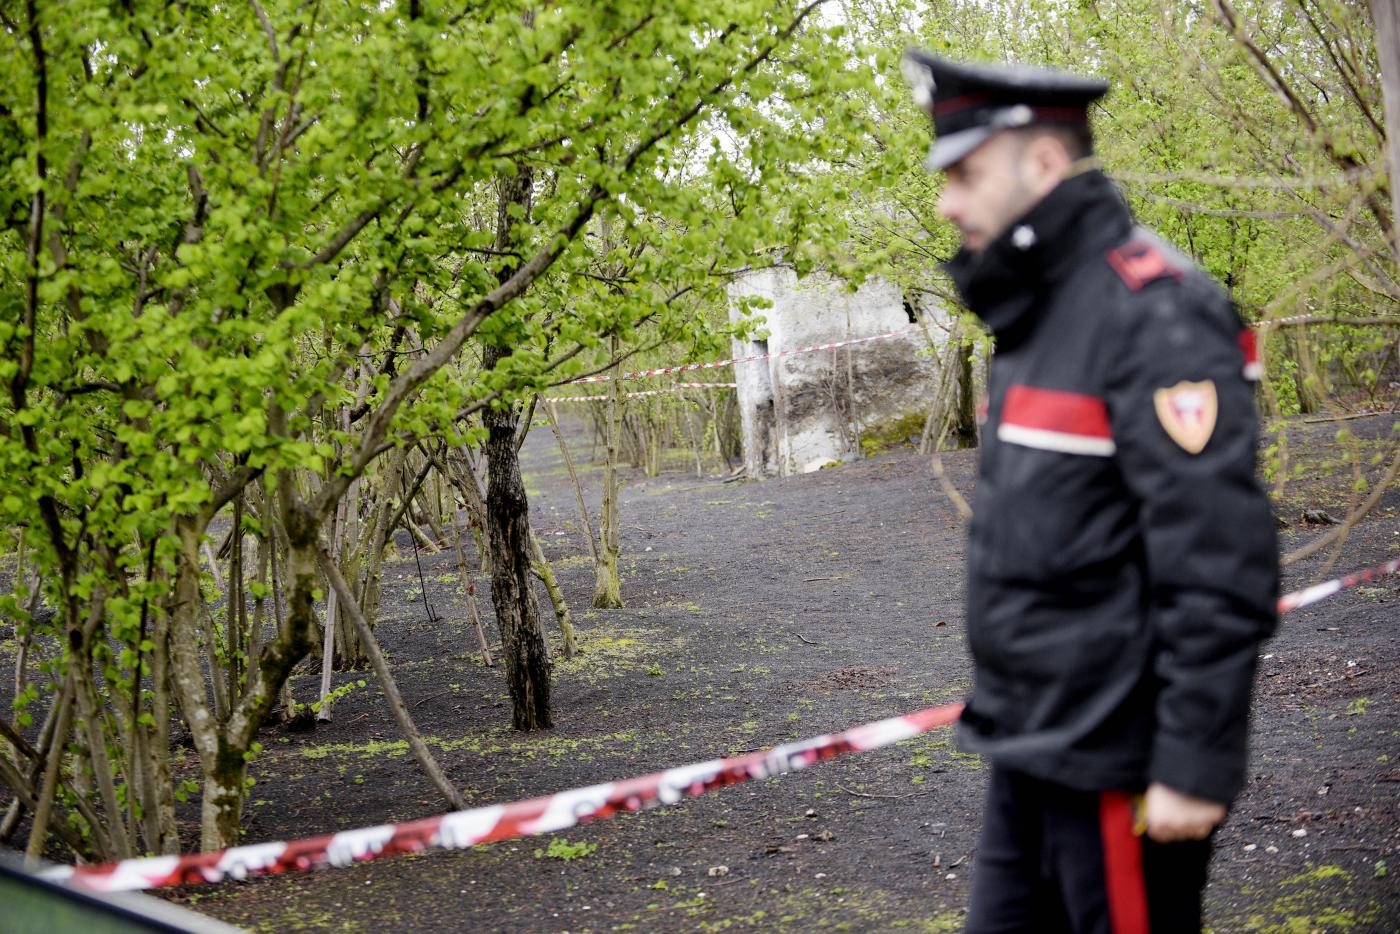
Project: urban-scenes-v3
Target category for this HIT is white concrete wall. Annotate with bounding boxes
[728,269,949,477]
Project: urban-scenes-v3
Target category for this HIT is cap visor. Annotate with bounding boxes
[924,128,994,171]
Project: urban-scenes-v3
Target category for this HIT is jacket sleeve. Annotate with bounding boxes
[1104,283,1279,805]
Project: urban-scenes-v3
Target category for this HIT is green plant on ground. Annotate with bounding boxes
[534,837,597,861]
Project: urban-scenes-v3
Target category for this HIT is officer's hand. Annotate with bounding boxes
[1143,782,1226,843]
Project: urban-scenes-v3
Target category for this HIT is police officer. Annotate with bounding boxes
[900,51,1279,932]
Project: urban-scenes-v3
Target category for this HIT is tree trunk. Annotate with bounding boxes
[951,326,979,448]
[24,675,74,864]
[593,351,625,608]
[147,591,180,852]
[317,494,349,720]
[529,530,577,658]
[449,500,494,667]
[1372,0,1400,266]
[483,365,554,730]
[545,401,601,562]
[346,449,407,669]
[481,158,552,730]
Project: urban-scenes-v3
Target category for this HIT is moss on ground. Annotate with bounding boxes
[1215,864,1379,933]
[859,412,928,458]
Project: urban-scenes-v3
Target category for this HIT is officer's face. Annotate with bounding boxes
[938,131,1061,253]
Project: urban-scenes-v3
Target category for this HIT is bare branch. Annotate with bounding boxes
[248,0,279,63]
[1213,0,1394,239]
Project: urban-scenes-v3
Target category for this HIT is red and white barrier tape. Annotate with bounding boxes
[1252,314,1315,328]
[42,703,964,893]
[567,326,920,384]
[548,383,737,404]
[1276,556,1399,613]
[39,555,1398,894]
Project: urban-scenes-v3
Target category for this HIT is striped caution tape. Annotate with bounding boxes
[1276,556,1399,613]
[567,326,921,384]
[40,555,1397,894]
[41,703,964,893]
[1252,313,1317,328]
[548,383,738,404]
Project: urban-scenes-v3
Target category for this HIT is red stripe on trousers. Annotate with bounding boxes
[1099,791,1150,934]
[1001,384,1113,438]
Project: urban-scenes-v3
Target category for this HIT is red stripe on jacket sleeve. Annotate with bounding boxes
[1002,385,1112,437]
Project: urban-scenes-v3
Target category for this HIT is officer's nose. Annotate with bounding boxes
[937,184,960,225]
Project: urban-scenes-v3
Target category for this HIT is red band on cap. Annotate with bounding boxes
[1028,106,1090,123]
[932,93,994,117]
[933,96,1088,123]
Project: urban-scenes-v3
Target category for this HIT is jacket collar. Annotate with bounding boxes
[943,169,1132,344]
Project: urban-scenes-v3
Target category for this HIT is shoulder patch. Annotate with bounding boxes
[1106,241,1182,292]
[1153,380,1216,454]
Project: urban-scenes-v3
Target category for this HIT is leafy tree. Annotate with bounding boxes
[0,0,863,855]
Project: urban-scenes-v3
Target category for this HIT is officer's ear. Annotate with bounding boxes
[1020,129,1075,196]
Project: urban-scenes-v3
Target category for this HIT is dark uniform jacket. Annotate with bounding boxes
[948,169,1278,805]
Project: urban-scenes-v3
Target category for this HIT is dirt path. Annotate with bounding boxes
[136,415,1400,931]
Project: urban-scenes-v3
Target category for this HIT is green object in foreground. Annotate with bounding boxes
[0,855,245,934]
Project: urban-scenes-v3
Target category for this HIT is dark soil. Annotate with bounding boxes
[18,412,1400,932]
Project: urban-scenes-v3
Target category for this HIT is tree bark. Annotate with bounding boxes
[23,675,73,864]
[545,401,601,563]
[593,349,625,608]
[317,493,349,720]
[1374,0,1400,266]
[530,530,577,658]
[449,500,494,667]
[951,329,979,448]
[483,368,554,730]
[455,446,492,574]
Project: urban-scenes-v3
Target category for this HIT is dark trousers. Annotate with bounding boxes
[964,767,1213,934]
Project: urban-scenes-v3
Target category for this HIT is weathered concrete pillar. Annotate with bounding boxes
[728,269,949,477]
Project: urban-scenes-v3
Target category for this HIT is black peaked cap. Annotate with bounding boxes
[901,50,1108,170]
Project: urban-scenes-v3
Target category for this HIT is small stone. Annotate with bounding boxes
[670,867,682,876]
[945,872,958,881]
[815,872,827,880]
[1317,786,1330,796]
[805,808,817,817]
[707,865,729,877]
[1292,828,1308,838]
[815,829,835,842]
[1266,845,1280,854]
[1243,844,1257,852]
